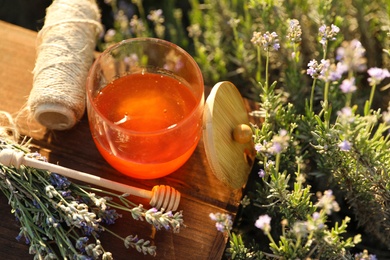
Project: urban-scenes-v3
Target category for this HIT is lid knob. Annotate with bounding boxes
[233,124,252,144]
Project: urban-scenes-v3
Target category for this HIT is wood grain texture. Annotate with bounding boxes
[0,20,263,259]
[203,82,255,189]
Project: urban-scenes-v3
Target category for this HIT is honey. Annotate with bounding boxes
[91,72,202,178]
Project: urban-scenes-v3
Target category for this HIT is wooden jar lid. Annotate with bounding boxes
[203,81,255,189]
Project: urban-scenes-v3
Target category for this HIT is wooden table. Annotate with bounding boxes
[0,20,255,260]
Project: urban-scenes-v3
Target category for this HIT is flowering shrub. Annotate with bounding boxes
[201,4,389,259]
[100,0,390,259]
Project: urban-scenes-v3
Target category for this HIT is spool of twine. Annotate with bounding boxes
[27,0,102,130]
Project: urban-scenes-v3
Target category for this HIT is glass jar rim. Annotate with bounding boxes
[86,37,204,135]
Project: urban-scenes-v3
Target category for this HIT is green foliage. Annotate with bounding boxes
[101,0,390,258]
[226,232,265,259]
[312,108,390,245]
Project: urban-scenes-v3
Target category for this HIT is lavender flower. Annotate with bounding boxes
[251,32,261,44]
[334,62,349,77]
[286,19,302,43]
[24,152,47,162]
[383,112,390,124]
[129,15,146,36]
[228,18,240,28]
[115,10,129,32]
[382,103,390,124]
[336,39,367,73]
[147,9,165,38]
[75,237,89,251]
[265,160,275,172]
[49,173,71,189]
[144,208,183,232]
[98,209,121,225]
[269,129,290,154]
[306,212,325,231]
[315,190,340,215]
[337,107,355,123]
[58,201,102,236]
[147,9,164,24]
[317,59,343,82]
[187,24,202,38]
[45,185,58,198]
[129,204,144,221]
[270,142,282,154]
[123,54,139,68]
[103,29,116,43]
[85,240,103,258]
[255,214,271,233]
[251,31,280,51]
[60,190,72,198]
[255,141,267,153]
[0,141,183,259]
[367,67,390,86]
[102,252,113,260]
[124,235,156,256]
[307,59,321,78]
[318,24,340,46]
[292,221,308,236]
[46,216,59,228]
[312,211,320,220]
[338,140,352,151]
[354,250,377,260]
[258,169,265,178]
[15,227,29,243]
[88,193,107,211]
[209,212,233,232]
[319,59,331,79]
[339,77,357,93]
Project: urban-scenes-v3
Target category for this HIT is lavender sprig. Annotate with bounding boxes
[0,136,184,259]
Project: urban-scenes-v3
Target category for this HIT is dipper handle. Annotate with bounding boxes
[0,149,180,211]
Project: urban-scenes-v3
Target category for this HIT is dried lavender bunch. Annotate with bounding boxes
[0,132,184,259]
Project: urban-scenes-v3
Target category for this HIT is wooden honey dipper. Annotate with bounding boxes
[0,149,180,211]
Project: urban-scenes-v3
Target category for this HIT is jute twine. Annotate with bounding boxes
[27,0,102,130]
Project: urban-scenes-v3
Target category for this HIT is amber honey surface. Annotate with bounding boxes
[92,72,201,178]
